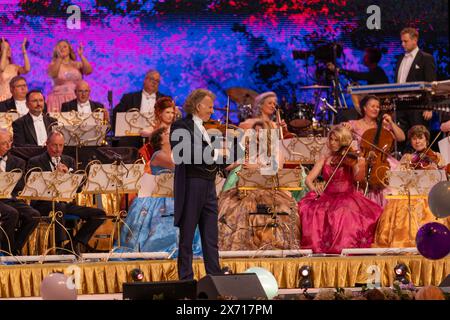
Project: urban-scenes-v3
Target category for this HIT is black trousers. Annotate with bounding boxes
[177,178,221,280]
[0,199,40,252]
[32,201,106,246]
[0,201,19,252]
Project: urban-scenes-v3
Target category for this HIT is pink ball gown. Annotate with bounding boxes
[298,161,382,254]
[47,63,82,112]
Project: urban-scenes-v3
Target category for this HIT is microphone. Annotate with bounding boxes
[107,90,113,109]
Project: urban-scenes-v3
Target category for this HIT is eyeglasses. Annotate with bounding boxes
[76,90,90,94]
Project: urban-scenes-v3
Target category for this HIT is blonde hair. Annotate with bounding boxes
[401,27,419,40]
[52,40,76,61]
[253,91,276,117]
[328,125,353,148]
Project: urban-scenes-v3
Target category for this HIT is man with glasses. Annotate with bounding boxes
[61,80,105,115]
[112,69,169,148]
[0,76,30,116]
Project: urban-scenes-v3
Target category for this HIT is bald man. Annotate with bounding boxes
[0,129,40,254]
[61,80,105,114]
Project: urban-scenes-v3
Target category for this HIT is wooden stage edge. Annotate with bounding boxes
[0,254,449,298]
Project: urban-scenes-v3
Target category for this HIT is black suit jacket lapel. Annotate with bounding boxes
[24,114,38,145]
[407,51,423,82]
[44,115,56,135]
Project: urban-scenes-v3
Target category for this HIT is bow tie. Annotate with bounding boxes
[79,102,90,107]
[33,116,43,122]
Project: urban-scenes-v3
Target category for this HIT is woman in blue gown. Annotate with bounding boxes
[117,127,202,257]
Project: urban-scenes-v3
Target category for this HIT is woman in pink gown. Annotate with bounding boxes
[0,38,30,101]
[47,40,93,112]
[298,125,383,254]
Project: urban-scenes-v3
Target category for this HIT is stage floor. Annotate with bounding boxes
[0,254,448,298]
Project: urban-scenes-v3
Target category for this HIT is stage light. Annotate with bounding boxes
[298,266,313,289]
[221,266,232,275]
[394,263,410,284]
[130,268,144,282]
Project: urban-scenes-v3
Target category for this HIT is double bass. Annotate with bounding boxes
[359,113,394,193]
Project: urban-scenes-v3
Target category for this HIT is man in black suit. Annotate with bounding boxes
[170,89,229,280]
[12,90,57,147]
[27,131,106,254]
[395,27,437,139]
[112,70,168,148]
[0,76,29,116]
[0,129,40,255]
[61,80,106,114]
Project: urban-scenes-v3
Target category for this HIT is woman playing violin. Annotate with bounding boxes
[373,125,450,248]
[341,95,405,207]
[298,125,382,254]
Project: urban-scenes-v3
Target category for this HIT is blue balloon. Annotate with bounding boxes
[244,267,278,299]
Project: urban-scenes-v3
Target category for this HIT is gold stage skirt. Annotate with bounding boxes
[0,255,449,298]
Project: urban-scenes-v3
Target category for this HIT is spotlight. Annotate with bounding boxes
[130,268,144,282]
[298,266,313,289]
[221,266,232,275]
[394,263,410,284]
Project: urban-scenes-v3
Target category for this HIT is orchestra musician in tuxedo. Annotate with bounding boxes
[395,27,437,149]
[61,80,106,114]
[12,90,57,147]
[27,131,106,254]
[112,69,168,148]
[0,76,29,116]
[170,89,229,280]
[0,129,40,255]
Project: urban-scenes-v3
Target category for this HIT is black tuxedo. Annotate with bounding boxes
[0,98,48,113]
[0,98,16,112]
[0,153,40,253]
[112,91,167,148]
[395,50,437,83]
[12,113,57,147]
[170,114,226,280]
[27,152,106,247]
[61,99,105,113]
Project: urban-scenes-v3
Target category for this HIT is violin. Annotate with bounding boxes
[330,145,360,168]
[203,119,240,136]
[410,149,440,169]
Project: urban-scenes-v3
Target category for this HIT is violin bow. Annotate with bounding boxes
[225,95,230,149]
[315,143,354,200]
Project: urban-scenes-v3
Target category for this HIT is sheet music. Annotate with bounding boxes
[114,110,156,136]
[438,136,450,164]
[386,170,446,196]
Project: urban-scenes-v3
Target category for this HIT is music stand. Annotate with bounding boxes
[0,170,23,255]
[52,111,110,169]
[281,136,328,166]
[0,111,20,132]
[385,169,446,240]
[82,160,145,250]
[18,169,85,256]
[236,168,302,251]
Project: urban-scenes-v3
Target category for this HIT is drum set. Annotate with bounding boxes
[226,85,333,137]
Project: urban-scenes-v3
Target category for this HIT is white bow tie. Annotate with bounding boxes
[79,102,90,107]
[33,115,43,122]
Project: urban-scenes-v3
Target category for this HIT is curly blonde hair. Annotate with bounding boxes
[328,125,353,148]
[52,40,76,61]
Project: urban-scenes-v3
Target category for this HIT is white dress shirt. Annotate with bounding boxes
[192,114,220,161]
[140,90,156,115]
[49,156,61,171]
[77,101,92,114]
[397,47,419,83]
[30,113,48,146]
[0,155,7,172]
[14,100,28,116]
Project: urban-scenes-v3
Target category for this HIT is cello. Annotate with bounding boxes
[359,113,394,194]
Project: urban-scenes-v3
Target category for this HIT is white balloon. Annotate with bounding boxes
[244,267,279,299]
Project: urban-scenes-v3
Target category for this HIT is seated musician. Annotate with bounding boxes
[373,125,450,248]
[117,127,202,255]
[112,69,169,148]
[342,95,405,207]
[298,125,382,254]
[138,97,177,173]
[27,131,106,254]
[0,129,40,255]
[239,91,293,138]
[441,119,450,133]
[60,80,107,117]
[218,120,301,251]
[0,76,30,116]
[12,90,57,147]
